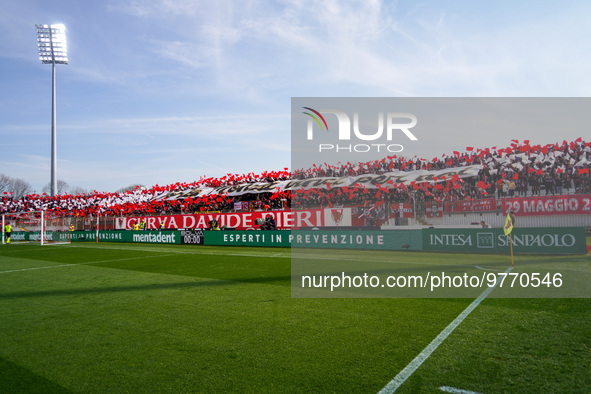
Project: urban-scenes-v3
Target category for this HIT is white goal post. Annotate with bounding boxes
[2,211,72,245]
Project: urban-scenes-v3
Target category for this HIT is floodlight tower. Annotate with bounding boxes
[35,24,68,197]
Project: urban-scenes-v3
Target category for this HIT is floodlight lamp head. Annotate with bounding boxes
[36,24,68,65]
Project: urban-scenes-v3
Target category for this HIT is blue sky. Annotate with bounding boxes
[1,0,590,193]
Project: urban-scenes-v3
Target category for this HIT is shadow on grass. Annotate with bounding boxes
[0,275,292,300]
[0,356,71,393]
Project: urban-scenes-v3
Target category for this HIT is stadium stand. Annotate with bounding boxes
[0,139,589,223]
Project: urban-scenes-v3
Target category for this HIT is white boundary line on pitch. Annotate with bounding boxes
[0,254,180,274]
[440,386,482,394]
[66,244,504,271]
[71,244,441,266]
[378,266,514,394]
[72,245,511,276]
[69,244,292,259]
[474,265,505,272]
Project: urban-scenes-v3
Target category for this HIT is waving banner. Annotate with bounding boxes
[502,194,591,216]
[156,165,482,201]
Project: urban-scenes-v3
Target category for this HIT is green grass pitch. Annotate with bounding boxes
[0,242,589,393]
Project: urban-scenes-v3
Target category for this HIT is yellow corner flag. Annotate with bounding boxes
[503,212,514,235]
[504,211,515,266]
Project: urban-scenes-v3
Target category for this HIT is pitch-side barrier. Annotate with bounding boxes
[67,227,588,255]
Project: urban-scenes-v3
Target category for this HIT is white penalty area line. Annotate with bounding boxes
[440,386,482,394]
[296,254,505,272]
[378,266,514,394]
[0,244,70,253]
[474,265,505,272]
[0,254,181,274]
[70,244,291,260]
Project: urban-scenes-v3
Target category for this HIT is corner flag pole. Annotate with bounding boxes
[509,233,514,267]
[504,211,515,267]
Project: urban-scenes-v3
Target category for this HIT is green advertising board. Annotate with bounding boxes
[7,231,29,242]
[205,230,291,247]
[291,230,422,250]
[71,230,180,244]
[71,230,126,242]
[422,227,587,255]
[67,227,587,255]
[205,230,423,250]
[9,231,71,243]
[129,230,180,244]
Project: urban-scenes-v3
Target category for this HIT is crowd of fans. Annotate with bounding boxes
[1,139,589,218]
[292,138,591,209]
[0,169,292,218]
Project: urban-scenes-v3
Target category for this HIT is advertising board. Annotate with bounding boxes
[423,227,587,254]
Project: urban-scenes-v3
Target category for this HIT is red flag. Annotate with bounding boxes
[579,168,590,174]
[512,173,519,180]
[466,147,474,151]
